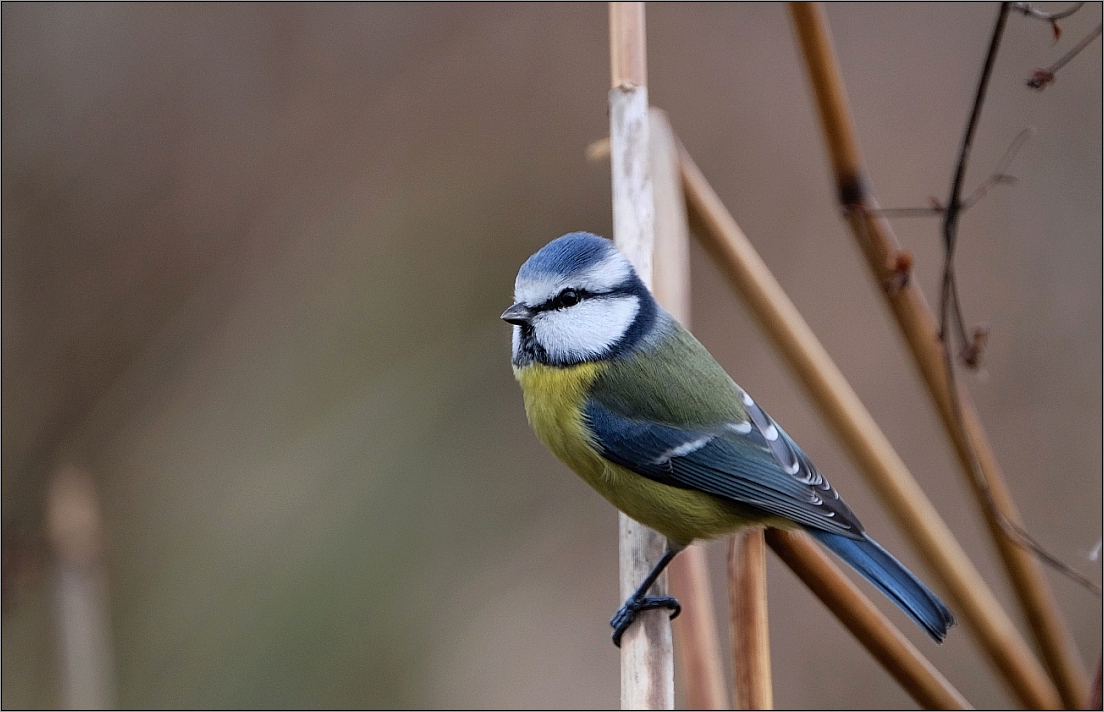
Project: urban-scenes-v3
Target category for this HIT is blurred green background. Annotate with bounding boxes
[3,3,1100,709]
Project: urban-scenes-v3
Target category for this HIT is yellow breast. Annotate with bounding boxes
[513,361,606,481]
[513,362,767,545]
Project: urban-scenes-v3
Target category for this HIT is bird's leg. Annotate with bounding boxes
[610,546,683,647]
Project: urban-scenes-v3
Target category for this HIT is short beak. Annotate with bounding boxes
[500,302,533,326]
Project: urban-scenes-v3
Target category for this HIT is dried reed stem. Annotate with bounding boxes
[46,465,116,710]
[610,1,647,88]
[609,4,673,709]
[766,530,971,710]
[678,136,1060,709]
[789,2,1085,706]
[651,107,730,711]
[729,531,773,709]
[669,545,729,710]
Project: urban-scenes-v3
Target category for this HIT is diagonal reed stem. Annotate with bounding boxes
[766,529,971,710]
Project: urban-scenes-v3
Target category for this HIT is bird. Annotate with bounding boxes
[501,232,955,647]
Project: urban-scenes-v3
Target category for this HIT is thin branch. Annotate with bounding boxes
[1013,1,1085,41]
[940,3,1009,348]
[1028,23,1104,89]
[873,127,1035,218]
[937,3,1102,596]
[961,127,1034,210]
[789,2,1088,706]
[875,207,944,218]
[1011,2,1085,21]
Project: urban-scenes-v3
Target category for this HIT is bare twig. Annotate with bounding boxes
[961,127,1034,210]
[1027,22,1104,89]
[874,127,1035,218]
[789,2,1087,706]
[857,203,1104,601]
[1011,1,1085,21]
[1012,1,1085,41]
[937,2,1103,597]
[939,3,1009,355]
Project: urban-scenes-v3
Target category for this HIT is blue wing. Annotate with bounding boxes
[585,380,958,642]
[584,392,864,538]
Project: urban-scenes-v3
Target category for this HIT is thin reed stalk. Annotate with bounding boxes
[789,3,1086,707]
[728,530,772,709]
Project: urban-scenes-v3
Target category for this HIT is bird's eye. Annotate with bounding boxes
[555,289,580,309]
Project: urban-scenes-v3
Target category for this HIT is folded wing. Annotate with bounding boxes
[584,395,864,538]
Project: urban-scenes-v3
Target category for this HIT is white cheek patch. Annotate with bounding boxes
[532,295,639,362]
[515,254,632,306]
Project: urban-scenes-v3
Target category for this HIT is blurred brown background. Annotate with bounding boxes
[3,3,1100,709]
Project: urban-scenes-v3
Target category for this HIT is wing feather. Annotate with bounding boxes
[584,397,863,537]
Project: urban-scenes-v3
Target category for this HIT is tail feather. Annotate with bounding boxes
[808,529,956,643]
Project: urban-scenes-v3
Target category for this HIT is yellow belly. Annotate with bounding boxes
[514,362,769,545]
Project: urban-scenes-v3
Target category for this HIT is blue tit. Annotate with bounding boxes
[502,232,955,647]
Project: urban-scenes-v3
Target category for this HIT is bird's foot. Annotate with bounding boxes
[610,595,681,647]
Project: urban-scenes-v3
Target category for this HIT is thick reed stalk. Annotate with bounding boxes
[650,107,730,711]
[608,4,673,709]
[789,3,1085,707]
[766,530,971,710]
[678,139,1060,709]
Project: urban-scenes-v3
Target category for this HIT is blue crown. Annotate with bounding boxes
[519,232,618,280]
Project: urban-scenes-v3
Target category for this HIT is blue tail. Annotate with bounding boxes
[808,529,956,643]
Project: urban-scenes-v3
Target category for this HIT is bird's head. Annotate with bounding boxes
[502,232,659,367]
